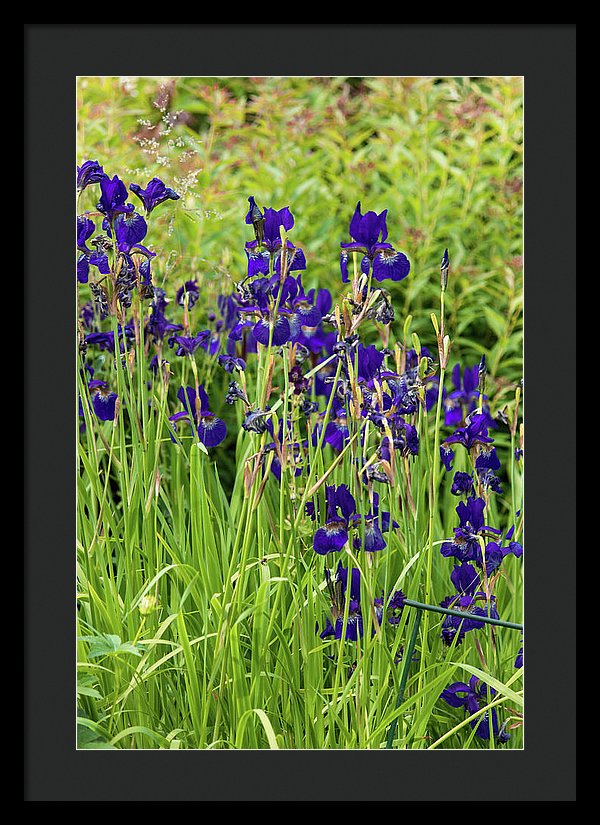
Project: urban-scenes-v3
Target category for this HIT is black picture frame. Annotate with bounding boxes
[25,23,576,802]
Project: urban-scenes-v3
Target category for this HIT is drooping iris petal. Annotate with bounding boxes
[290,301,321,330]
[114,211,148,252]
[475,446,501,473]
[91,388,118,421]
[77,255,89,284]
[363,519,386,553]
[340,250,350,282]
[440,682,473,709]
[371,248,411,282]
[88,251,111,274]
[324,417,349,451]
[245,245,271,277]
[77,215,95,251]
[333,484,356,521]
[450,563,480,596]
[440,445,455,471]
[198,415,227,447]
[338,613,363,642]
[313,522,349,555]
[252,315,291,346]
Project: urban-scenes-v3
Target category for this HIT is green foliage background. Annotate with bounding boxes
[77,75,523,388]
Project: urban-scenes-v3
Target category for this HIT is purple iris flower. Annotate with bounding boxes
[444,363,481,426]
[475,446,503,493]
[386,589,406,625]
[96,175,134,224]
[77,160,108,191]
[84,325,134,352]
[318,563,403,641]
[242,408,274,435]
[169,385,227,448]
[244,202,306,277]
[77,216,95,252]
[218,354,246,373]
[450,562,481,596]
[76,217,110,283]
[233,275,286,343]
[443,412,495,452]
[319,562,364,642]
[439,592,498,647]
[176,280,200,309]
[89,380,118,421]
[504,522,523,559]
[313,484,357,555]
[321,398,350,452]
[340,202,410,283]
[292,289,334,354]
[478,469,503,494]
[289,364,310,395]
[286,274,323,334]
[482,539,523,576]
[515,635,524,668]
[168,330,212,356]
[378,419,419,460]
[441,676,510,743]
[451,471,475,497]
[253,314,292,347]
[80,301,96,329]
[440,496,501,564]
[354,492,399,553]
[146,305,183,342]
[129,177,180,214]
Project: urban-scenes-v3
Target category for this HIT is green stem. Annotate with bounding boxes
[402,598,523,630]
[386,607,422,748]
